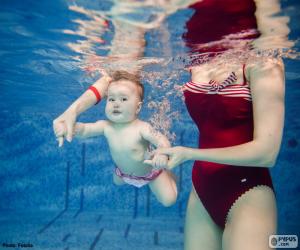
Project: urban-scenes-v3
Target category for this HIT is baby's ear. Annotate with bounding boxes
[136,101,143,114]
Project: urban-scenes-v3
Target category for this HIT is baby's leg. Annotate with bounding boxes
[113,172,126,186]
[149,170,177,207]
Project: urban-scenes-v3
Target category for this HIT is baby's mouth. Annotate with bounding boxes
[112,110,122,114]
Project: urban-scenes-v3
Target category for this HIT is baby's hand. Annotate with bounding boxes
[149,154,168,170]
[54,122,67,147]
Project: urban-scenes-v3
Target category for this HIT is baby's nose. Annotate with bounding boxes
[113,101,120,107]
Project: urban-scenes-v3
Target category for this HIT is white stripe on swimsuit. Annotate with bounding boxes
[183,72,252,101]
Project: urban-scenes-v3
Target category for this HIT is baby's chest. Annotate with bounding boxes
[105,129,147,153]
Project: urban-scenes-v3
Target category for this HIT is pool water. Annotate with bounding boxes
[0,0,299,249]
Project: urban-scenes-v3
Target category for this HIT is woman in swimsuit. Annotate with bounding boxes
[151,0,287,249]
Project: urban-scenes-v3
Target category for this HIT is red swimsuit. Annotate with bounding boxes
[183,66,273,228]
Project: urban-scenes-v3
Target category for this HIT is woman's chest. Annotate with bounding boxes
[183,88,253,126]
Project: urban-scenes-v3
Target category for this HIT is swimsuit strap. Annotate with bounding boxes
[242,64,247,85]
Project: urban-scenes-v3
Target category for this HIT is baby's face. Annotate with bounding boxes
[105,80,142,123]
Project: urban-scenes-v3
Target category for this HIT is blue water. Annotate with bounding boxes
[0,0,300,249]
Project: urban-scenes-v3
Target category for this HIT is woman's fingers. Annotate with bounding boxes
[143,159,161,169]
[143,159,153,165]
[53,119,60,134]
[148,148,178,169]
[167,157,178,170]
[143,158,165,169]
[152,147,173,156]
[53,110,76,142]
[57,137,64,147]
[144,147,186,169]
[65,121,74,142]
[156,157,164,169]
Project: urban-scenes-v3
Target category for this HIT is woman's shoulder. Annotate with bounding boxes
[245,58,285,101]
[246,58,284,78]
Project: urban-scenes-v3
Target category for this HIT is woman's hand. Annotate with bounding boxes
[53,122,67,147]
[145,146,191,170]
[53,109,77,147]
[147,154,169,170]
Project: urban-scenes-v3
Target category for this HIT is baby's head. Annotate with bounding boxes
[105,71,144,123]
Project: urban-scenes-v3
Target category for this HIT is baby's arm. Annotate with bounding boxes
[75,120,108,139]
[54,120,108,147]
[140,122,171,169]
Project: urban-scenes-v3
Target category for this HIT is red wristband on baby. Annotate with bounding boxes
[88,86,101,104]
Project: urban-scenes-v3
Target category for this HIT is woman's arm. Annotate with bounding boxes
[252,0,294,50]
[53,75,111,145]
[156,59,285,169]
[66,75,111,116]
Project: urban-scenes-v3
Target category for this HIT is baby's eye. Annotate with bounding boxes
[108,98,115,102]
[121,97,128,102]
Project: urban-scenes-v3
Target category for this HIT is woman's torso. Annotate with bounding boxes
[183,63,273,228]
[184,63,253,150]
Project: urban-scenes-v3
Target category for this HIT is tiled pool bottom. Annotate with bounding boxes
[0,210,184,250]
